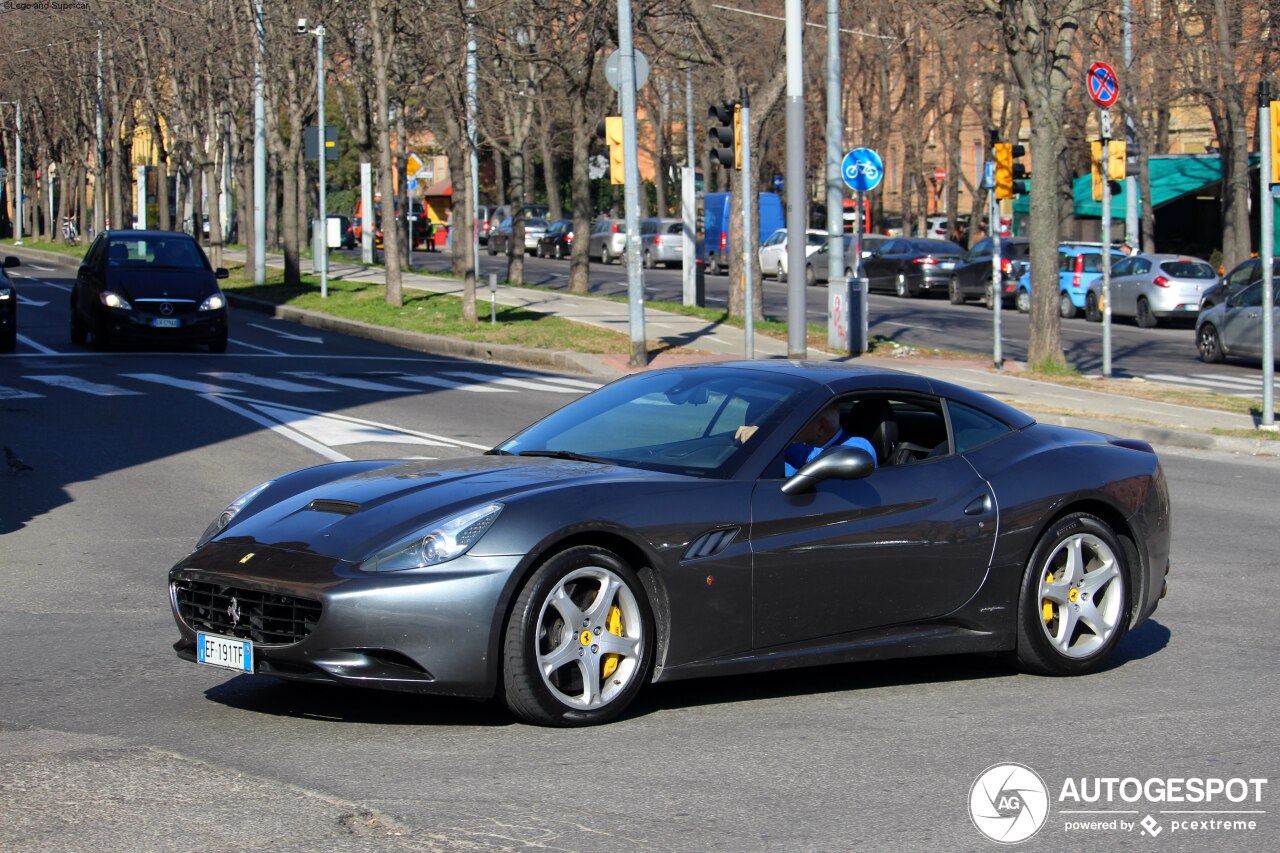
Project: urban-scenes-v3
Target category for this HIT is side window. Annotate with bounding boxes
[1236,282,1263,308]
[1112,258,1134,277]
[1059,252,1072,273]
[947,401,1012,454]
[1133,259,1151,275]
[972,238,991,256]
[1226,261,1257,288]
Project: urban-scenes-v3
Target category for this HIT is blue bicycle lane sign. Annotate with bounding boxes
[842,148,883,193]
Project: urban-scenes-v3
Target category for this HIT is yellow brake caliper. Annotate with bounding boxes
[1042,572,1056,623]
[601,605,624,680]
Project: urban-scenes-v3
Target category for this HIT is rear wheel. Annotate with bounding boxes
[805,264,816,287]
[983,283,996,310]
[1198,322,1225,363]
[1016,288,1031,315]
[1012,513,1130,676]
[1085,291,1102,323]
[555,243,565,260]
[895,272,911,298]
[706,254,719,276]
[1058,291,1079,319]
[600,246,612,265]
[777,263,787,283]
[1135,297,1159,329]
[948,276,964,305]
[502,546,653,726]
[643,250,655,270]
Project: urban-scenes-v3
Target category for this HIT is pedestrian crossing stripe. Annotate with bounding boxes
[0,385,43,400]
[201,371,333,393]
[25,375,144,396]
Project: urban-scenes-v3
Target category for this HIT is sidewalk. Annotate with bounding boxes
[110,246,1280,457]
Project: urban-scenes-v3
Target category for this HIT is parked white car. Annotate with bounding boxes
[758,228,826,281]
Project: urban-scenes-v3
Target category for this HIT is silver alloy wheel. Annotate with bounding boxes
[1016,288,1031,314]
[1036,532,1124,659]
[535,566,644,710]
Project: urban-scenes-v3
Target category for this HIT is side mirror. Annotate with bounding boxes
[781,445,876,495]
[2,256,20,269]
[215,268,230,280]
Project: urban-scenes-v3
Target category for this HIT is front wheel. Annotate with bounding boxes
[1059,291,1079,319]
[502,546,653,726]
[70,304,88,345]
[1012,513,1130,676]
[1198,323,1225,363]
[1085,291,1102,323]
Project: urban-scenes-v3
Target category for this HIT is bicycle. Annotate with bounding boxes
[62,216,79,246]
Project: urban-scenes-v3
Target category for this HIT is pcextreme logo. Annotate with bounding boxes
[969,763,1051,844]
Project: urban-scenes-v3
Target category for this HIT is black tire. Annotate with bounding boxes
[1085,291,1102,323]
[0,325,14,353]
[487,240,497,256]
[948,276,965,305]
[895,272,911,298]
[643,250,655,270]
[706,254,719,276]
[501,546,654,726]
[805,264,816,287]
[1135,297,1159,329]
[89,314,111,351]
[1058,290,1079,319]
[555,244,565,260]
[600,246,612,265]
[1016,288,1031,314]
[1012,513,1131,676]
[983,283,996,311]
[70,304,88,345]
[1198,322,1225,363]
[778,264,787,283]
[536,243,545,258]
[207,332,228,354]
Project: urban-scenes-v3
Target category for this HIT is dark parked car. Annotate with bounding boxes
[948,237,1031,308]
[1196,279,1280,365]
[862,237,967,297]
[168,362,1170,726]
[536,219,575,259]
[70,231,230,352]
[1200,257,1280,312]
[1,255,22,352]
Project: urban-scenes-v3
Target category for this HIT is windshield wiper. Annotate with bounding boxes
[517,450,612,464]
[484,448,515,456]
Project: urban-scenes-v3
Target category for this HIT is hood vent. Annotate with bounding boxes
[683,527,739,561]
[308,499,361,515]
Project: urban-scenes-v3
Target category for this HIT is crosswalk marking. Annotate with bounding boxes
[284,371,418,392]
[24,375,143,396]
[1145,373,1266,398]
[394,374,514,393]
[200,371,332,393]
[443,371,583,393]
[500,371,603,390]
[123,373,244,394]
[0,385,44,400]
[1189,373,1263,388]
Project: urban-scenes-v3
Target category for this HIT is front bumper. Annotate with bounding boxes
[100,307,227,344]
[169,542,521,699]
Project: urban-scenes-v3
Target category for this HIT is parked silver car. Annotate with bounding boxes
[1085,253,1218,327]
[1196,279,1280,364]
[758,228,825,281]
[639,218,687,268]
[804,235,889,286]
[588,218,627,264]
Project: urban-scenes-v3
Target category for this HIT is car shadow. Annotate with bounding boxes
[1101,617,1171,670]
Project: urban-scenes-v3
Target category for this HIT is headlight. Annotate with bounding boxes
[99,291,132,310]
[0,287,11,300]
[199,292,226,311]
[362,502,503,572]
[195,481,273,548]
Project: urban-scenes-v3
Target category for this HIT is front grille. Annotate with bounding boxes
[173,579,321,646]
[134,299,198,316]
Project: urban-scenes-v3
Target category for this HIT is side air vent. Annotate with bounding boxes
[308,499,361,515]
[683,527,740,561]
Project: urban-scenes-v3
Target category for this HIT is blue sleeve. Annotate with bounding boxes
[784,443,818,477]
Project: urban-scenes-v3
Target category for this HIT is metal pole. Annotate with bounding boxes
[13,103,22,244]
[95,26,105,235]
[740,91,754,359]
[855,189,867,351]
[316,25,328,298]
[784,0,806,359]
[825,0,843,287]
[991,181,1002,368]
[1102,110,1113,378]
[1124,0,1139,249]
[1260,84,1275,428]
[253,0,266,282]
[682,65,696,305]
[617,0,647,367]
[466,0,480,299]
[136,165,146,229]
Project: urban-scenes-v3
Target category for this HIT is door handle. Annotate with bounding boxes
[964,495,992,516]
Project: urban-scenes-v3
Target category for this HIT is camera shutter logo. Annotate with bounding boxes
[969,763,1050,844]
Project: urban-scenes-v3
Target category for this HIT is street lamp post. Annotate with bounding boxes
[1,101,21,244]
[300,19,328,298]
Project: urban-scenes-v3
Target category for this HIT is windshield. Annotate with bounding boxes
[106,237,207,270]
[496,369,807,478]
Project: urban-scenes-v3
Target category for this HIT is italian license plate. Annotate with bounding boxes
[940,262,955,270]
[197,632,254,673]
[152,318,179,328]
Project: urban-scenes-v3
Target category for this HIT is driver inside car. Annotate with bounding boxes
[784,402,877,476]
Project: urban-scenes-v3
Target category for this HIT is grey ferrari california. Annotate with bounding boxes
[169,362,1171,726]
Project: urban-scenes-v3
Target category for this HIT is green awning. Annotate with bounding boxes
[1011,154,1257,217]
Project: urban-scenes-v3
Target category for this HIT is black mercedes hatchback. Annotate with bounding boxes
[70,231,229,352]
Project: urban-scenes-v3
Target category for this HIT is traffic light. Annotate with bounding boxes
[994,142,1028,199]
[708,99,741,169]
[1091,142,1125,201]
[595,116,624,185]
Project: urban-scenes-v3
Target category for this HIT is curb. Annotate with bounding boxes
[1024,410,1280,458]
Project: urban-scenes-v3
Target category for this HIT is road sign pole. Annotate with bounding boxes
[1102,109,1113,378]
[740,90,754,359]
[991,178,1002,368]
[617,0,647,368]
[784,0,807,359]
[1260,85,1275,428]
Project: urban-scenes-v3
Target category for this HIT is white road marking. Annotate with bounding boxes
[24,374,143,396]
[247,322,324,344]
[28,264,58,272]
[0,385,43,399]
[395,374,514,393]
[443,371,583,393]
[229,338,287,355]
[880,320,946,333]
[14,335,60,355]
[15,294,48,307]
[247,403,455,448]
[123,373,244,394]
[1189,373,1262,387]
[200,371,333,393]
[284,371,418,392]
[200,394,349,462]
[1146,373,1261,395]
[500,371,603,390]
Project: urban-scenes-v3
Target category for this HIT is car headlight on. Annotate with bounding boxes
[362,502,504,572]
[195,480,273,548]
[99,291,132,310]
[199,292,226,311]
[0,287,11,300]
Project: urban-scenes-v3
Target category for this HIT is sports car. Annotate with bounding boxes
[168,362,1172,726]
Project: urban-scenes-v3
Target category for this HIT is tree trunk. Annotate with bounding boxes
[538,101,562,222]
[371,0,402,306]
[568,94,592,294]
[507,138,526,286]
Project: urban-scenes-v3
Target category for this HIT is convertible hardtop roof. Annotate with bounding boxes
[661,360,1036,430]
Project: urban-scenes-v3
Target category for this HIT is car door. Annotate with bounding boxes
[863,239,902,290]
[1119,257,1150,316]
[748,393,997,648]
[74,236,107,324]
[959,238,993,294]
[1106,257,1135,315]
[1220,282,1266,356]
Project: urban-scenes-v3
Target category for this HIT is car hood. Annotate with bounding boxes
[212,455,678,563]
[108,267,216,301]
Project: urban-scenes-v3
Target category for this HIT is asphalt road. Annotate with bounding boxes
[368,246,1273,399]
[1,262,1277,851]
